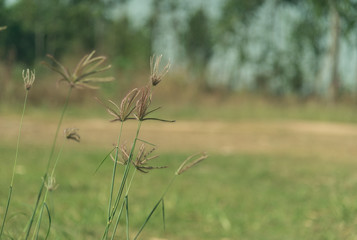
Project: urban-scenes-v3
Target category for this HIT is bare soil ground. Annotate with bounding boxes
[1,115,357,162]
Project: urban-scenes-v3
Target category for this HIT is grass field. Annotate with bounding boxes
[1,101,357,239]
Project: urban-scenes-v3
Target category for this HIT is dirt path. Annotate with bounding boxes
[1,116,357,161]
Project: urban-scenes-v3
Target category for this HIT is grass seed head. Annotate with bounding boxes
[176,152,208,175]
[22,69,35,91]
[64,128,80,142]
[45,176,59,192]
[135,86,152,121]
[150,55,171,86]
[133,144,166,173]
[96,88,139,122]
[110,144,129,165]
[150,54,170,87]
[0,26,7,31]
[42,50,114,89]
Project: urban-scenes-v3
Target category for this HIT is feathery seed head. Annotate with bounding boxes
[45,176,59,192]
[110,144,130,165]
[42,50,114,89]
[176,152,208,175]
[96,88,139,122]
[150,54,170,86]
[135,86,152,121]
[64,128,80,142]
[22,69,35,91]
[133,144,166,173]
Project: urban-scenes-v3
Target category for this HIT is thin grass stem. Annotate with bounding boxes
[0,91,29,238]
[103,121,142,238]
[109,197,126,240]
[111,121,141,218]
[134,175,176,240]
[24,182,45,240]
[32,140,65,240]
[46,87,72,174]
[125,195,129,240]
[25,87,72,239]
[108,121,124,222]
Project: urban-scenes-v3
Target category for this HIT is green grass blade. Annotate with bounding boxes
[24,181,45,240]
[43,203,51,240]
[110,199,126,240]
[109,122,141,221]
[1,91,29,238]
[125,196,129,240]
[137,138,156,147]
[162,198,166,232]
[95,146,116,174]
[134,199,162,240]
[33,204,45,240]
[107,121,124,229]
[0,186,13,237]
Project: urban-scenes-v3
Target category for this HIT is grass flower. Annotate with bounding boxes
[64,128,80,142]
[133,144,166,173]
[44,176,58,192]
[110,144,130,166]
[150,54,170,86]
[42,50,114,89]
[96,88,139,122]
[176,152,208,175]
[134,86,152,121]
[0,68,34,238]
[22,69,35,91]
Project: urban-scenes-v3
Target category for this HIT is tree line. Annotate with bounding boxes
[1,0,357,99]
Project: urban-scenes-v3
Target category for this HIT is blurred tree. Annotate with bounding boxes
[306,0,353,100]
[182,8,213,90]
[218,0,265,91]
[104,15,150,70]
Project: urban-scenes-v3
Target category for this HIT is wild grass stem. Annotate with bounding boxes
[0,90,29,238]
[110,121,142,219]
[45,87,72,174]
[133,175,176,240]
[102,121,142,239]
[25,87,72,239]
[108,121,124,222]
[32,139,65,240]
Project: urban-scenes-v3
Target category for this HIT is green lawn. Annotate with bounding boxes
[2,93,357,239]
[1,140,357,239]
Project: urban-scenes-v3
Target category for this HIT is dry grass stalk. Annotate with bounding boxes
[150,54,170,86]
[176,152,208,175]
[64,128,80,142]
[22,69,35,91]
[0,26,6,31]
[42,50,114,89]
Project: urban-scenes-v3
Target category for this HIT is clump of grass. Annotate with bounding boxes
[134,152,208,240]
[96,55,207,240]
[23,51,113,239]
[0,69,35,238]
[1,51,207,239]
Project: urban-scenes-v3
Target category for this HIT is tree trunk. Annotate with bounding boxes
[328,2,340,101]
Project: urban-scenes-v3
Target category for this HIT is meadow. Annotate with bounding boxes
[2,98,357,239]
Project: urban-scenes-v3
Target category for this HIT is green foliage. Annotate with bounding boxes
[183,9,212,67]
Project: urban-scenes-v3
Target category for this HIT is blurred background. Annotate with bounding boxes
[1,0,357,104]
[2,0,357,239]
